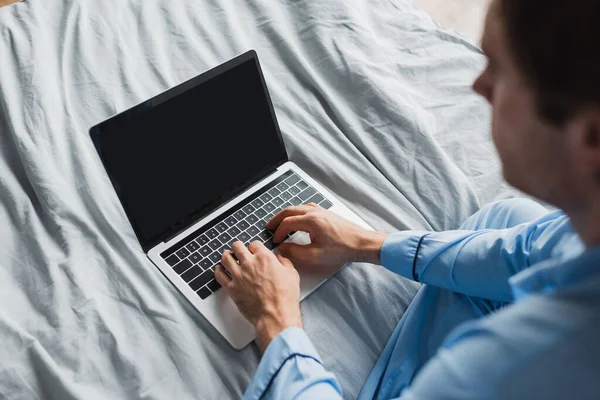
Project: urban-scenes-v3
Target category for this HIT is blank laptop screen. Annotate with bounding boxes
[92,55,287,249]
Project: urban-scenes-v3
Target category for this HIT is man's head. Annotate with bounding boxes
[473,0,600,213]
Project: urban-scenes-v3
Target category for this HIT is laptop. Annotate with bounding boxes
[90,50,373,349]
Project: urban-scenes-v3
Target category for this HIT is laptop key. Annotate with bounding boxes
[199,258,212,270]
[186,241,199,252]
[282,202,292,208]
[237,220,250,231]
[224,216,237,227]
[272,197,284,206]
[173,258,192,274]
[182,265,202,282]
[189,274,207,291]
[196,234,209,245]
[197,287,211,300]
[268,187,280,197]
[218,245,229,255]
[176,248,190,259]
[288,186,301,196]
[164,254,179,266]
[227,226,241,237]
[238,231,251,242]
[208,239,221,251]
[195,268,215,287]
[215,222,228,233]
[228,238,239,247]
[296,180,308,190]
[255,208,267,218]
[307,193,325,205]
[247,225,260,237]
[206,228,219,239]
[233,210,246,220]
[218,232,232,243]
[189,252,201,264]
[246,214,259,225]
[199,246,211,257]
[263,239,275,250]
[259,192,273,203]
[263,202,275,212]
[207,279,221,292]
[258,230,271,241]
[298,187,316,201]
[320,200,333,209]
[276,182,289,191]
[285,174,301,186]
[208,252,221,263]
[254,219,267,230]
[280,191,292,201]
[251,198,264,208]
[242,204,255,214]
[289,196,302,206]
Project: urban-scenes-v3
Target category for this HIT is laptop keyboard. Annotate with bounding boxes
[160,171,333,300]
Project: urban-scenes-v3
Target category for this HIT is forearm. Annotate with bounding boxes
[354,212,573,302]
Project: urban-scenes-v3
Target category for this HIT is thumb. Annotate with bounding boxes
[277,243,318,264]
[275,253,294,268]
[277,243,303,259]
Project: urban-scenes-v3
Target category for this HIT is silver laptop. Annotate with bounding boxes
[90,50,373,349]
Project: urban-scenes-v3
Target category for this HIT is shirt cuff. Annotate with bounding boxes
[243,327,323,400]
[380,231,429,279]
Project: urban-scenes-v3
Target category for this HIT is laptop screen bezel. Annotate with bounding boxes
[89,50,288,252]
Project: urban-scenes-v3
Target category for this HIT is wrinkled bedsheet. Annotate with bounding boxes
[0,0,508,398]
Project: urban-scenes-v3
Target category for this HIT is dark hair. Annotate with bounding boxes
[499,0,600,126]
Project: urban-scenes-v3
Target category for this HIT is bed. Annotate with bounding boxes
[0,0,511,398]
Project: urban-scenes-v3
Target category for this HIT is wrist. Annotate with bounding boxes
[255,311,303,354]
[352,230,389,264]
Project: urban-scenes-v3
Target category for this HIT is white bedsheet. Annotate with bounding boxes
[0,0,507,398]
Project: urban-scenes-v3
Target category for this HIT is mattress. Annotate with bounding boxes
[0,0,507,398]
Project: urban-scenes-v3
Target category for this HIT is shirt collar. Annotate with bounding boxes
[510,244,600,301]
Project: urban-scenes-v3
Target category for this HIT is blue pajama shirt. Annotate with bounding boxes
[242,199,600,399]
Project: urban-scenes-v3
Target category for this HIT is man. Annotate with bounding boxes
[214,0,600,398]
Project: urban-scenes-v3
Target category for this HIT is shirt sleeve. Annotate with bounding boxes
[242,327,343,400]
[380,211,573,302]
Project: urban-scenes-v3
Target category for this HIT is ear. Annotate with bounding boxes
[568,107,600,181]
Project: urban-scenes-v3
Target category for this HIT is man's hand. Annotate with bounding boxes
[266,203,389,270]
[214,240,302,353]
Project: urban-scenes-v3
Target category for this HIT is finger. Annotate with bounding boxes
[272,215,314,244]
[214,264,233,289]
[306,202,320,208]
[231,240,252,262]
[275,253,294,269]
[277,242,318,264]
[266,205,312,230]
[248,240,267,255]
[221,250,242,278]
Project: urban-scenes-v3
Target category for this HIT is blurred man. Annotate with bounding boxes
[215,0,600,398]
